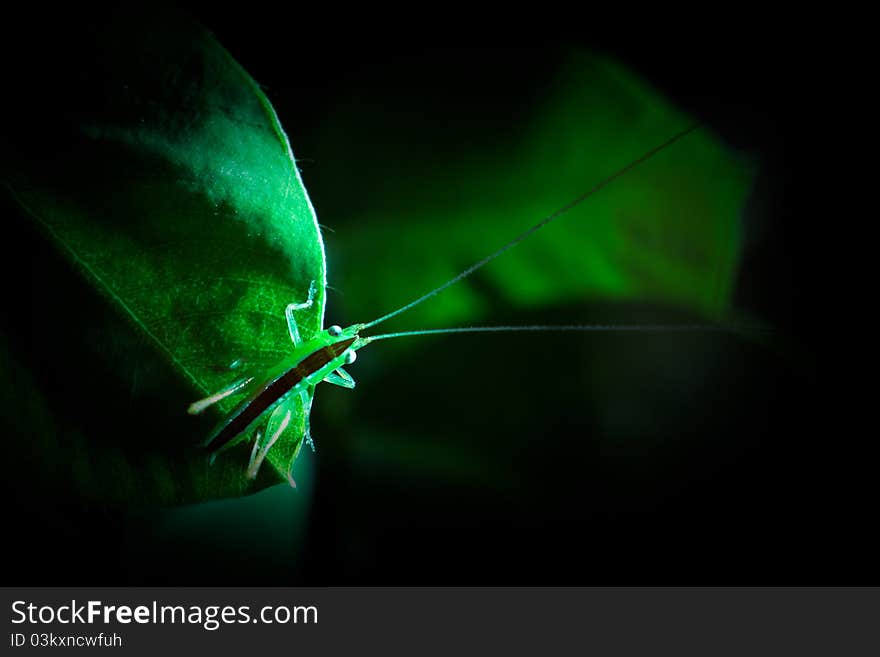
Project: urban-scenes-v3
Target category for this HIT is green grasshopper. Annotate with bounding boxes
[188,124,713,486]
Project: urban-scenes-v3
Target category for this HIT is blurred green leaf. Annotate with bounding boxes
[3,8,324,504]
[300,48,756,487]
[317,50,754,333]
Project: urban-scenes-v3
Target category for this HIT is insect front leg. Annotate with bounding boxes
[285,279,317,346]
[323,367,356,389]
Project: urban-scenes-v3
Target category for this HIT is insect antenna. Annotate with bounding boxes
[360,123,702,332]
[363,324,740,343]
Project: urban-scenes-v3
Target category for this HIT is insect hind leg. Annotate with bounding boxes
[299,390,316,452]
[247,401,293,479]
[188,376,255,415]
[283,390,316,489]
[242,391,314,487]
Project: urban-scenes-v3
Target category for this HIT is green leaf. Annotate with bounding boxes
[3,9,324,504]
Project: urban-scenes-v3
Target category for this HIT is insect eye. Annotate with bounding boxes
[327,325,342,337]
[345,350,357,365]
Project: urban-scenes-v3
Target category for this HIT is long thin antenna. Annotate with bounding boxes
[365,323,730,343]
[361,123,702,331]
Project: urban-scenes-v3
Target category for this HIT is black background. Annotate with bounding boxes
[0,5,856,584]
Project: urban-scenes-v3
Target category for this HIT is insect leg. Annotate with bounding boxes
[284,390,314,488]
[187,376,255,415]
[323,367,356,389]
[285,279,317,346]
[246,399,294,479]
[299,389,315,451]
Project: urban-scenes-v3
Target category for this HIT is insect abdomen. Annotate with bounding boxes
[206,337,356,453]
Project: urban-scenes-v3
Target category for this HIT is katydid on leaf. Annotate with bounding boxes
[188,123,744,487]
[2,8,759,506]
